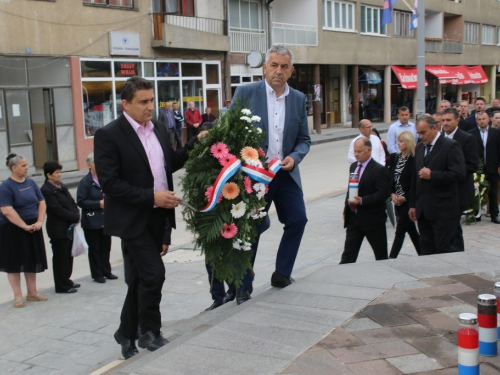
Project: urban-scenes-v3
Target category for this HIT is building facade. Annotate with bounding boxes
[1,0,500,178]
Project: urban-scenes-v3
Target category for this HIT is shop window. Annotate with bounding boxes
[83,0,134,8]
[114,61,141,78]
[5,91,31,145]
[115,81,126,119]
[144,62,155,77]
[82,81,113,137]
[81,61,112,78]
[482,25,495,45]
[464,22,479,44]
[229,0,260,30]
[181,80,203,111]
[156,62,179,77]
[0,58,27,87]
[205,64,219,85]
[361,5,386,36]
[53,88,73,126]
[323,0,354,32]
[157,81,181,113]
[0,92,5,129]
[182,63,202,77]
[393,11,414,38]
[28,58,71,86]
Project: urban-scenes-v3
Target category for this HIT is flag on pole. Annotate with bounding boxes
[381,0,398,26]
[410,0,418,30]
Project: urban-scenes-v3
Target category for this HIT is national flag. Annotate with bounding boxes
[381,0,398,27]
[410,0,418,30]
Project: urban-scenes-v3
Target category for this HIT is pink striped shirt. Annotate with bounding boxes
[124,112,169,206]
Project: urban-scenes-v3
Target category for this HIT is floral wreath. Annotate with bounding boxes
[181,102,279,287]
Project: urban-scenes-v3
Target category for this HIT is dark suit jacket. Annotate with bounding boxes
[41,181,80,239]
[410,136,466,220]
[344,159,390,228]
[76,172,104,230]
[231,80,311,190]
[94,114,196,239]
[458,118,471,132]
[158,109,176,129]
[450,128,479,207]
[468,126,500,174]
[389,153,414,200]
[465,114,477,129]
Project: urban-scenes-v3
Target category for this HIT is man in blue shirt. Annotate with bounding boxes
[386,106,417,154]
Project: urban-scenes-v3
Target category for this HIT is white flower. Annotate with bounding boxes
[256,127,263,133]
[259,211,267,218]
[253,183,266,193]
[241,108,252,116]
[233,241,241,250]
[230,201,247,219]
[240,116,252,123]
[245,127,248,129]
[251,115,261,123]
[242,243,252,251]
[245,159,263,168]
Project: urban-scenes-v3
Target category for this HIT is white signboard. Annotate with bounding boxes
[109,31,141,56]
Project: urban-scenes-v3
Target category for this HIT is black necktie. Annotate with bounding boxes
[425,144,432,156]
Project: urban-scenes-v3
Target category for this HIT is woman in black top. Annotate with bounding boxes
[41,161,81,293]
[389,131,421,258]
[77,153,117,283]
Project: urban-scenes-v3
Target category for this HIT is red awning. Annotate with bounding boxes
[391,66,428,89]
[425,66,464,85]
[460,65,489,84]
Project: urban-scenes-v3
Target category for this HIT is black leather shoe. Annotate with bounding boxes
[72,283,81,288]
[205,300,224,311]
[114,330,139,359]
[236,290,251,305]
[223,289,236,304]
[94,277,106,283]
[56,288,77,294]
[491,216,500,224]
[138,331,169,351]
[271,271,295,288]
[105,274,119,280]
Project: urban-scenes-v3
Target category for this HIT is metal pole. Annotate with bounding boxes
[416,0,426,118]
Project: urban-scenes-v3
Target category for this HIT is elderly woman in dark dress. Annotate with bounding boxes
[77,153,117,283]
[41,161,81,294]
[0,154,48,308]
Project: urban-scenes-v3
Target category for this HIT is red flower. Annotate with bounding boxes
[210,142,229,159]
[219,153,237,167]
[243,176,253,194]
[205,185,222,203]
[221,223,238,239]
[258,147,266,157]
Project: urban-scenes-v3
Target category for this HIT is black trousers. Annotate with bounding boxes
[174,128,182,149]
[389,202,420,258]
[417,213,458,255]
[187,128,199,143]
[119,208,167,339]
[487,173,499,217]
[50,238,74,292]
[340,216,388,264]
[84,228,112,280]
[166,128,176,148]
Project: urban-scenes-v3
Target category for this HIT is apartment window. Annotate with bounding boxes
[482,25,495,45]
[83,0,134,8]
[229,0,261,31]
[464,22,479,44]
[361,5,386,36]
[393,11,414,38]
[323,1,355,32]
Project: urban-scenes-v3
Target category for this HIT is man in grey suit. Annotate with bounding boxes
[229,45,311,305]
[158,102,176,147]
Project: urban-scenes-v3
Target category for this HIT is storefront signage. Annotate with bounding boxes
[118,63,137,76]
[109,31,141,56]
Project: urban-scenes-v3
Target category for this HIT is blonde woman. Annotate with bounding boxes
[389,131,420,258]
[0,154,48,307]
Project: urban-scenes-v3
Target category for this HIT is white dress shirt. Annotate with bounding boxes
[444,127,458,139]
[265,80,289,161]
[387,120,417,154]
[347,134,386,166]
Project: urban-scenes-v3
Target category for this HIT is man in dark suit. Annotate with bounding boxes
[94,77,204,359]
[157,101,176,147]
[172,102,184,148]
[441,107,479,250]
[229,45,310,304]
[340,138,390,264]
[465,97,487,130]
[409,116,466,255]
[468,111,500,224]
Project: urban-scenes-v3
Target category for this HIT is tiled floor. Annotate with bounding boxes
[279,274,500,375]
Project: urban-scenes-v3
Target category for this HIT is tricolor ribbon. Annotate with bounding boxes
[200,157,282,213]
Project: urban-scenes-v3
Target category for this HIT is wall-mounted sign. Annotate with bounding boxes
[109,31,141,56]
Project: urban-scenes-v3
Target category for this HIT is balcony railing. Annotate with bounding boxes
[229,27,267,53]
[152,13,227,40]
[425,38,462,54]
[272,22,318,46]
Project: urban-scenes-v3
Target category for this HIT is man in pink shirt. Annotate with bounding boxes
[184,101,202,143]
[94,77,206,360]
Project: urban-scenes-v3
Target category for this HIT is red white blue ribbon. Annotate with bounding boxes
[200,157,282,212]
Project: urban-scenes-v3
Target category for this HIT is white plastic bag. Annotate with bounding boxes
[71,226,88,257]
